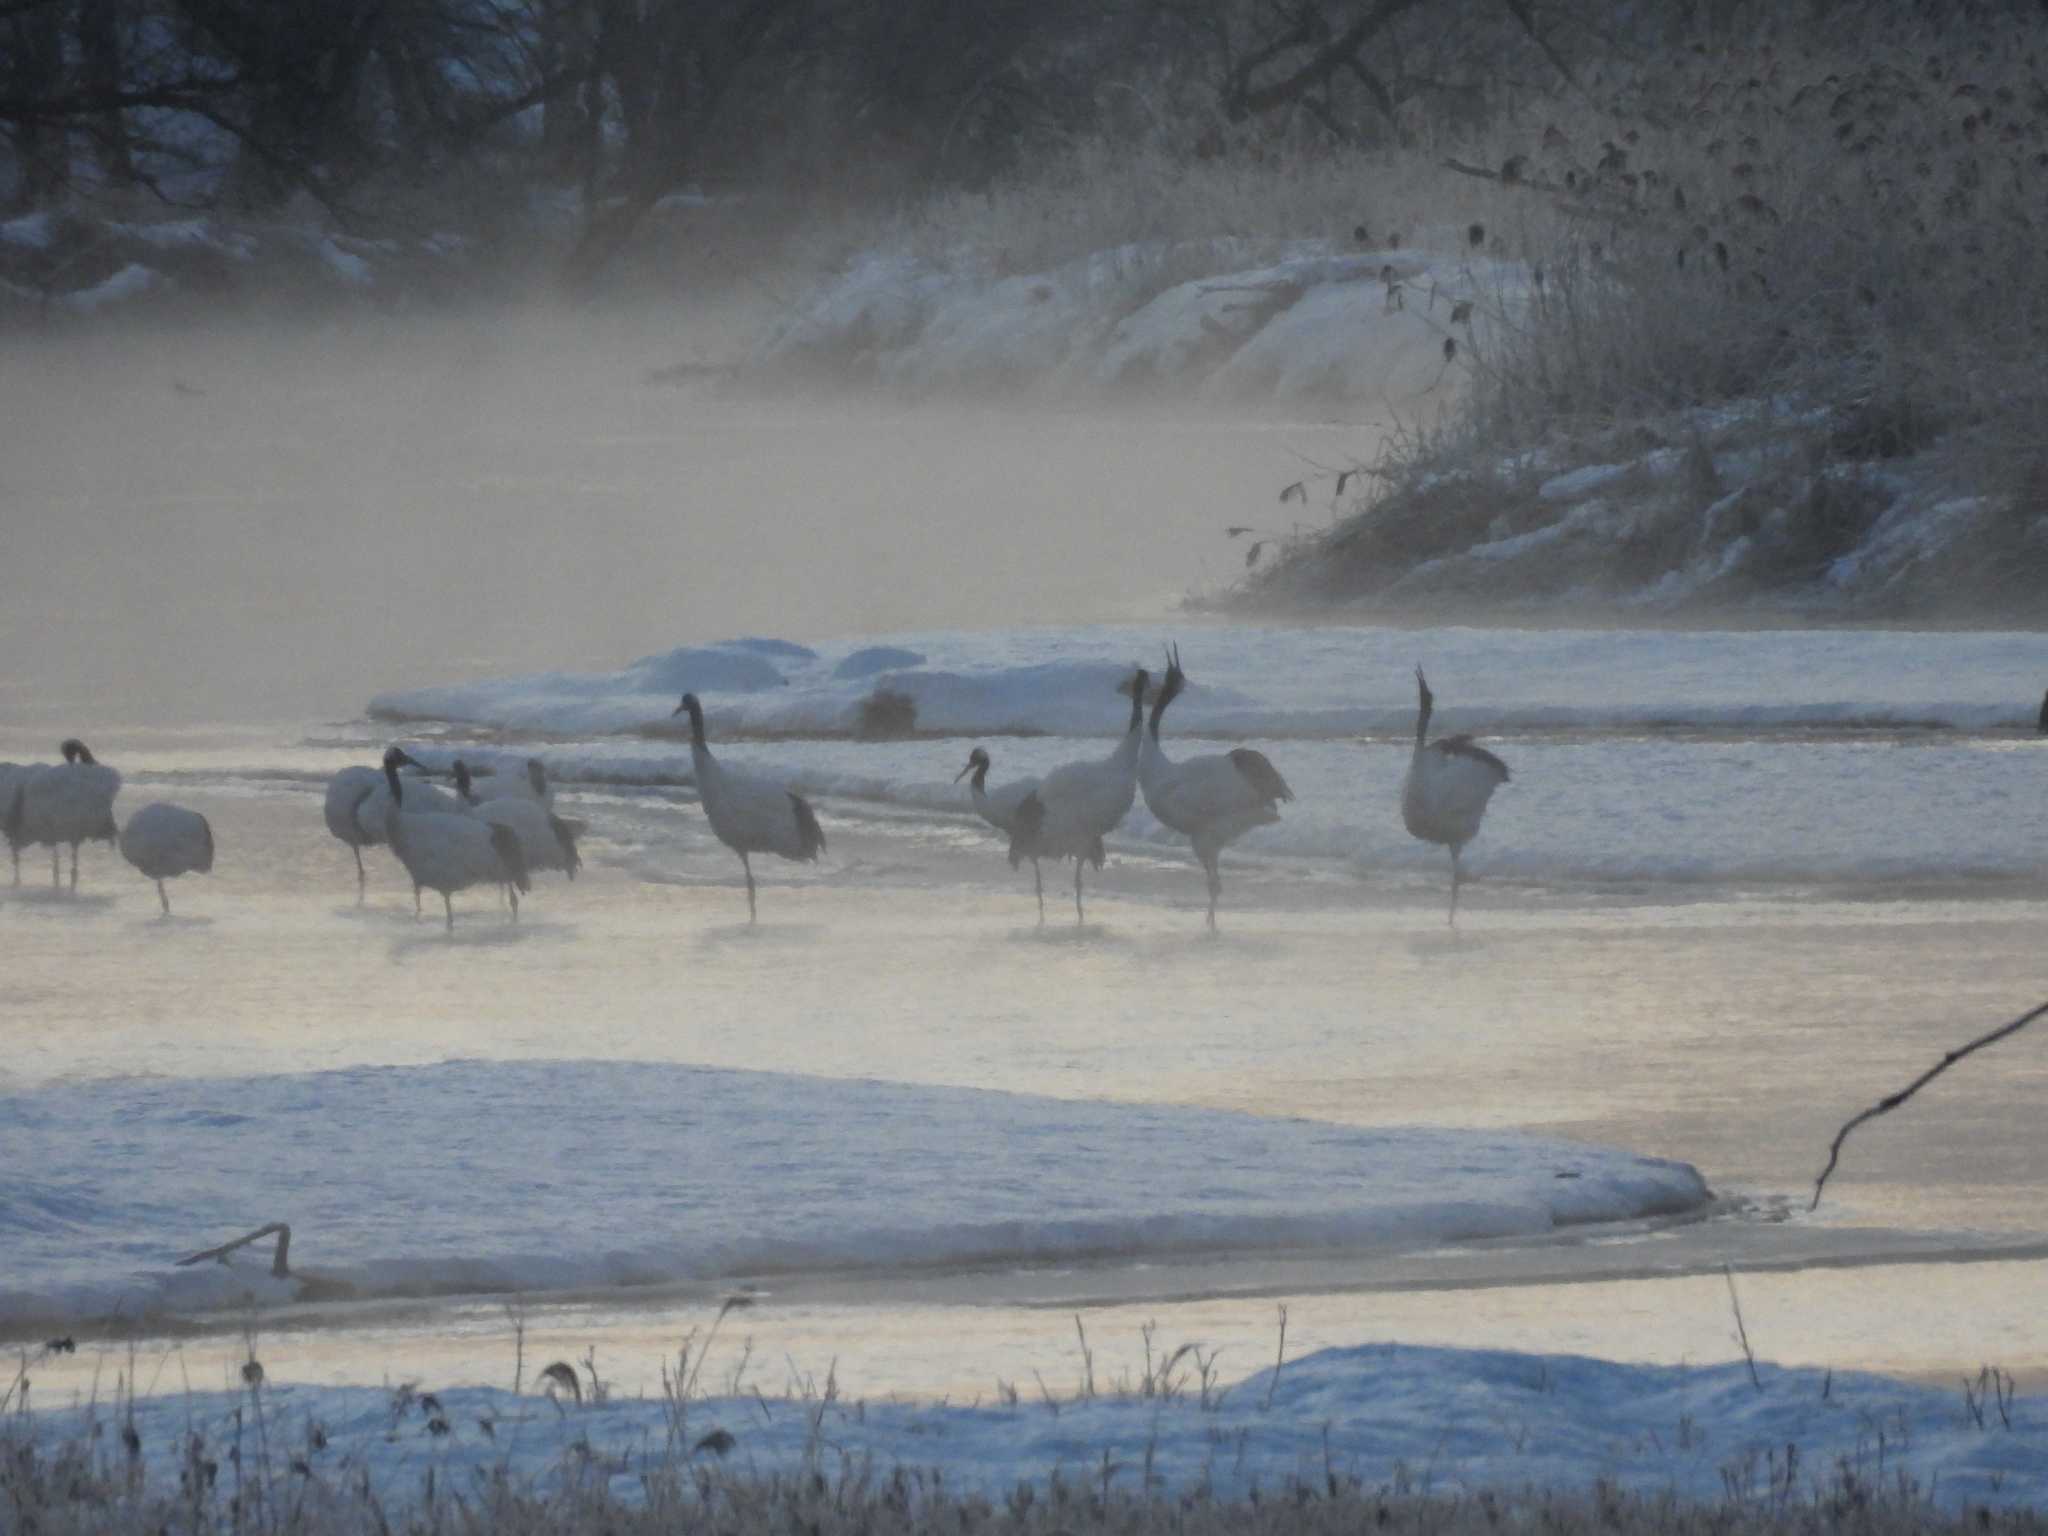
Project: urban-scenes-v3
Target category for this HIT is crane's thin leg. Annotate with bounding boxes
[1034,860,1044,924]
[415,883,424,918]
[158,880,169,917]
[1073,860,1085,924]
[1204,853,1221,931]
[1447,846,1462,927]
[508,885,520,924]
[742,853,757,923]
[443,891,455,933]
[50,848,59,887]
[10,846,18,886]
[69,843,79,893]
[352,844,366,903]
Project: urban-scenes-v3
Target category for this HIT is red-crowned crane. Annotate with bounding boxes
[10,740,120,891]
[673,693,825,922]
[1402,668,1510,925]
[1139,644,1293,929]
[1006,668,1147,925]
[119,803,215,915]
[378,747,529,932]
[956,747,1045,920]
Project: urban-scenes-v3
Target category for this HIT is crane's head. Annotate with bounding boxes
[955,746,991,783]
[381,746,422,773]
[59,738,95,764]
[1415,667,1433,712]
[451,759,474,799]
[673,693,701,718]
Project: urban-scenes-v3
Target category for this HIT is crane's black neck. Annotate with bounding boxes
[970,759,989,791]
[527,759,548,795]
[1128,671,1149,737]
[1148,672,1180,740]
[682,696,707,749]
[453,762,477,805]
[383,758,403,805]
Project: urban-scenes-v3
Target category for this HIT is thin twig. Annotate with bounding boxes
[1723,1265,1760,1392]
[1263,1304,1288,1410]
[1810,997,2048,1209]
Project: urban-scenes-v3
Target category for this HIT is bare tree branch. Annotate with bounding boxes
[176,1221,293,1278]
[1810,998,2048,1210]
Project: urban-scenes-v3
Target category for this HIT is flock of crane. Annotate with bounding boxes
[0,650,1510,930]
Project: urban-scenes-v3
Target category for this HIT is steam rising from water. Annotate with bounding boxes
[0,307,1359,728]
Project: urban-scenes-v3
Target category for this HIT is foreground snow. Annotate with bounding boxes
[0,1061,1708,1329]
[24,1343,2048,1511]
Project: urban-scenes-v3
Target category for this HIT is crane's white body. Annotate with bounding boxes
[378,751,529,931]
[1007,671,1146,923]
[323,765,386,899]
[1400,669,1510,924]
[675,694,825,921]
[119,802,215,914]
[352,774,463,841]
[12,742,120,890]
[467,759,556,807]
[0,762,36,885]
[1139,648,1292,928]
[958,748,1045,918]
[452,761,582,878]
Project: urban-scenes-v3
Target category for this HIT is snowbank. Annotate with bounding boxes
[1229,403,2048,621]
[0,1060,1708,1329]
[21,1343,2048,1510]
[370,624,2048,744]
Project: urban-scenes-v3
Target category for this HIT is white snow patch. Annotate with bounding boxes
[1538,462,1631,502]
[314,235,373,287]
[0,211,54,249]
[60,262,163,313]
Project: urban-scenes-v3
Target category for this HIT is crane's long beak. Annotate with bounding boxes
[953,762,974,783]
[671,702,687,716]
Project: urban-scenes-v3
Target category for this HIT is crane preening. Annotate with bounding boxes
[119,803,215,915]
[7,740,120,891]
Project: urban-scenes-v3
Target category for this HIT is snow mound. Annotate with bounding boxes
[25,1344,2048,1509]
[0,1060,1707,1329]
[834,645,927,679]
[370,624,2048,744]
[61,262,163,313]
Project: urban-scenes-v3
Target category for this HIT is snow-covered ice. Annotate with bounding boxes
[0,1061,1707,1329]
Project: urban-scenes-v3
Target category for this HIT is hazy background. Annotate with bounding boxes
[0,311,1359,726]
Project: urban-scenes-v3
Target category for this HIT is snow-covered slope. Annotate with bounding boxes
[751,240,1513,404]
